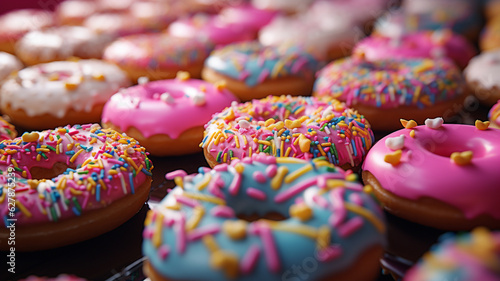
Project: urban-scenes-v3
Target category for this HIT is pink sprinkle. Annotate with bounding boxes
[316,176,327,188]
[107,159,124,165]
[176,215,186,253]
[200,167,211,173]
[265,165,277,178]
[348,193,364,206]
[312,195,329,209]
[158,245,170,260]
[253,171,267,183]
[229,173,242,196]
[247,188,267,201]
[255,222,281,273]
[142,228,154,239]
[211,205,235,218]
[240,244,261,274]
[187,224,220,241]
[241,158,253,164]
[291,58,307,73]
[257,69,270,83]
[213,164,228,172]
[166,170,187,180]
[329,189,346,227]
[274,178,317,203]
[316,244,342,262]
[338,217,364,238]
[175,195,200,208]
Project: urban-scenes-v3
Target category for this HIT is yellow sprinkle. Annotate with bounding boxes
[268,221,317,239]
[400,119,417,129]
[475,120,490,130]
[165,204,181,210]
[265,118,276,127]
[410,130,416,138]
[22,132,39,142]
[203,235,219,253]
[223,220,247,240]
[384,150,402,166]
[284,164,312,184]
[345,203,386,233]
[316,225,331,250]
[289,203,313,221]
[65,81,79,90]
[195,173,212,191]
[186,206,205,231]
[234,163,245,174]
[70,188,83,195]
[450,151,473,165]
[210,250,239,279]
[183,192,226,205]
[298,134,311,153]
[176,71,190,81]
[70,149,84,163]
[214,80,227,91]
[174,176,184,189]
[284,147,292,157]
[15,201,32,218]
[152,213,164,248]
[92,73,106,81]
[271,166,288,190]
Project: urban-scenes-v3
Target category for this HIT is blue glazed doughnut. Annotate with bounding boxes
[143,155,386,281]
[201,41,320,101]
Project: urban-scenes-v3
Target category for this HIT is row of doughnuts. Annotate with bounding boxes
[0,0,499,281]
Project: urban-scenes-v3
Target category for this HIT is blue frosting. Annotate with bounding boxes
[143,156,386,280]
[204,41,320,87]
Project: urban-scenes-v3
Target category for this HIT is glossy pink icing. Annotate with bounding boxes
[101,78,239,139]
[167,13,255,46]
[354,30,476,69]
[0,124,152,226]
[218,4,278,32]
[362,123,500,220]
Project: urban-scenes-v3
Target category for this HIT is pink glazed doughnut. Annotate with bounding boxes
[353,30,476,69]
[102,72,239,156]
[362,118,500,230]
[218,4,278,35]
[489,100,500,129]
[167,13,255,47]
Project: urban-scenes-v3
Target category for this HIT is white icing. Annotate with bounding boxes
[16,26,114,63]
[0,52,22,81]
[464,49,500,89]
[385,135,405,151]
[425,117,444,129]
[0,60,130,118]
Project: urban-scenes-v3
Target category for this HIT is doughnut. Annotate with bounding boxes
[258,11,357,61]
[313,57,467,131]
[485,0,500,20]
[201,95,374,170]
[252,0,314,14]
[218,4,278,36]
[15,26,114,66]
[55,0,98,25]
[167,13,255,47]
[201,42,320,101]
[0,9,54,54]
[0,116,16,141]
[353,30,476,69]
[405,227,500,281]
[83,13,150,37]
[489,100,500,129]
[21,275,87,281]
[464,50,500,106]
[102,72,239,156]
[0,52,22,82]
[143,155,386,281]
[402,0,482,41]
[0,59,131,130]
[103,33,214,81]
[362,118,500,230]
[0,124,153,251]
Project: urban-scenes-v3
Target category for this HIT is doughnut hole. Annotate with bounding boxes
[421,137,490,158]
[29,162,73,180]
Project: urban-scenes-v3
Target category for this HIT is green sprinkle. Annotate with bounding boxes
[72,197,82,212]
